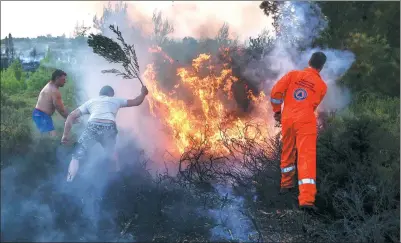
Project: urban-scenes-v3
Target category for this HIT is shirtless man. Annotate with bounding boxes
[32,69,69,136]
[61,84,149,182]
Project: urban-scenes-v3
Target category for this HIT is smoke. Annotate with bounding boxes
[243,1,355,111]
[70,5,172,169]
[299,48,355,111]
[0,138,133,241]
[120,1,272,40]
[208,185,257,241]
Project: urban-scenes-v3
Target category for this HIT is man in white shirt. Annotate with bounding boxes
[61,85,149,182]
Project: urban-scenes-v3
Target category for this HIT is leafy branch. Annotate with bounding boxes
[87,24,144,86]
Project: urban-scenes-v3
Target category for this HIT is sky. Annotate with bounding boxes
[1,1,272,41]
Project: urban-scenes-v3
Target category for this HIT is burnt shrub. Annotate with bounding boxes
[1,136,220,242]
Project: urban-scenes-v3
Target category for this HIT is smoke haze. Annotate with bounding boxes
[242,2,355,112]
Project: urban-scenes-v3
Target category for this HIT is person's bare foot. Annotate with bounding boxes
[67,159,79,182]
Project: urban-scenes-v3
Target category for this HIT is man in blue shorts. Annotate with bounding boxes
[32,69,69,136]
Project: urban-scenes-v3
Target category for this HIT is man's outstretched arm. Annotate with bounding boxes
[125,86,149,107]
[62,109,82,143]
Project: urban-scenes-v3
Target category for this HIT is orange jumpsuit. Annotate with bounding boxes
[270,67,327,206]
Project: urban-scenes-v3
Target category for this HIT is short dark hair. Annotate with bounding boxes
[99,85,115,97]
[51,69,67,81]
[309,52,327,70]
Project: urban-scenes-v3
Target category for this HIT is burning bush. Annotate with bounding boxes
[144,47,274,156]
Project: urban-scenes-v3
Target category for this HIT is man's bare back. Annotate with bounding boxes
[32,69,68,135]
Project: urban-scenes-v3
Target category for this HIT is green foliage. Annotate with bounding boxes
[0,93,32,155]
[313,106,399,242]
[350,92,400,128]
[316,2,399,48]
[26,66,53,91]
[0,59,26,93]
[340,33,400,97]
[25,49,65,92]
[307,10,400,240]
[0,48,78,158]
[314,2,400,97]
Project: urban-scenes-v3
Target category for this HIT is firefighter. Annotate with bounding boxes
[270,52,327,213]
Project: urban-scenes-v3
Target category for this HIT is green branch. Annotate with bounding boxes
[87,24,144,86]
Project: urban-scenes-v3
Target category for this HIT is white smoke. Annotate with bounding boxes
[70,3,174,171]
[299,48,355,111]
[244,1,355,111]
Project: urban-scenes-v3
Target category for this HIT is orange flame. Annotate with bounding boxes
[144,46,275,156]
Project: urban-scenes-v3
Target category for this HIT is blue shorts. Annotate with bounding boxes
[32,108,55,133]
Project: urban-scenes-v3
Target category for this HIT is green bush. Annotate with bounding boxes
[312,103,400,242]
[0,59,26,93]
[26,66,54,92]
[0,93,32,156]
[340,33,400,97]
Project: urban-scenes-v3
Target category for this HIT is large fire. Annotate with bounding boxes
[143,46,276,156]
